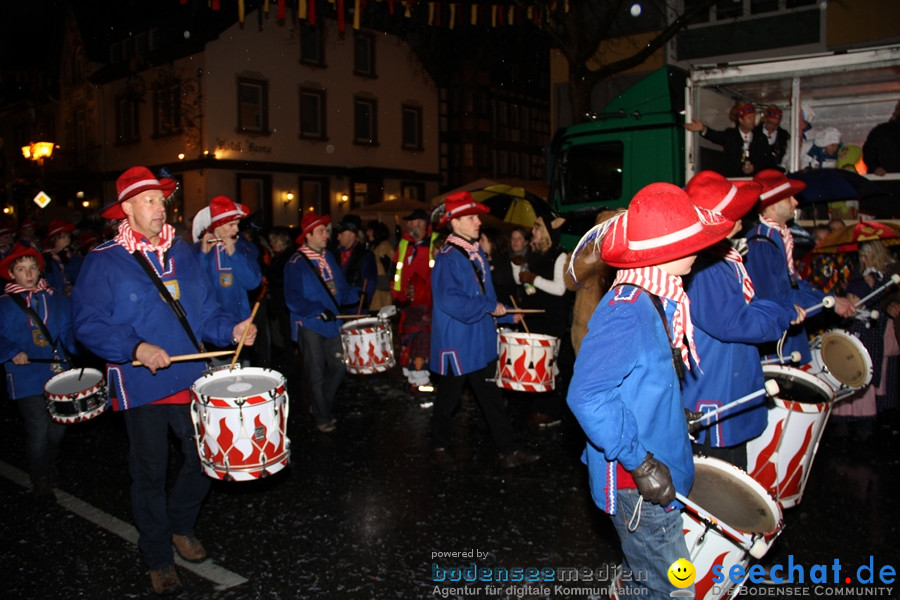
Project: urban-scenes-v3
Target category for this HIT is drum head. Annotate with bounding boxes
[819,331,871,389]
[196,370,282,397]
[341,317,380,332]
[689,462,778,534]
[762,365,832,404]
[45,369,103,395]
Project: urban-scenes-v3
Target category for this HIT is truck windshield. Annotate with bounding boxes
[557,141,624,208]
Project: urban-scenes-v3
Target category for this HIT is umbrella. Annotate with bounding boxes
[469,184,556,229]
[791,168,888,204]
[813,221,900,253]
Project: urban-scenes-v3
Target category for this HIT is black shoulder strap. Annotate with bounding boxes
[297,252,342,311]
[627,285,685,380]
[132,250,204,353]
[746,234,798,289]
[7,292,72,362]
[447,241,486,295]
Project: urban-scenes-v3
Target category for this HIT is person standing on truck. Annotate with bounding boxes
[685,101,758,177]
[749,105,790,172]
[863,99,900,175]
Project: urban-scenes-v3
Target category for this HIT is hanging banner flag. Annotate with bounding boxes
[277,0,285,20]
[353,0,361,29]
[337,0,345,31]
[238,0,245,23]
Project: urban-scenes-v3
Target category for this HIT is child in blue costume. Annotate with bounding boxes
[567,183,734,600]
[682,171,803,469]
[0,244,76,500]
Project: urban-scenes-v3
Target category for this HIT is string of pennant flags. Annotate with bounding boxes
[180,0,570,31]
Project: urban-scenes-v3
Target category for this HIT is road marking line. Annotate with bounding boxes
[0,459,248,590]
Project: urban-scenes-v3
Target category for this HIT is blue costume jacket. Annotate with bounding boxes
[683,250,796,446]
[42,252,82,294]
[744,222,825,364]
[71,238,236,410]
[430,240,512,376]
[567,285,694,515]
[1,288,75,399]
[197,238,262,323]
[284,249,359,340]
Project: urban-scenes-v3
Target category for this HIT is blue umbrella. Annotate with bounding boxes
[790,168,887,204]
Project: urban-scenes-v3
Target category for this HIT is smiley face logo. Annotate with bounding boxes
[667,558,696,588]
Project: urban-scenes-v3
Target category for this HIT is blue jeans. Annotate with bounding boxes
[122,403,211,570]
[610,488,693,600]
[16,394,65,485]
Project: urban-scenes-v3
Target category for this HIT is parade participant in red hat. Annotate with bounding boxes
[681,171,804,469]
[41,219,80,295]
[430,191,539,471]
[685,101,759,176]
[195,196,261,335]
[567,182,734,599]
[391,204,438,392]
[745,169,856,366]
[284,211,360,433]
[0,244,76,503]
[70,165,257,595]
[749,104,790,172]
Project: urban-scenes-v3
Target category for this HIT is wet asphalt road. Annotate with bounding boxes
[2,354,899,600]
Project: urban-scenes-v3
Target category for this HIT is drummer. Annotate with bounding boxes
[0,244,76,502]
[70,166,257,596]
[284,212,361,434]
[682,172,805,469]
[567,183,734,600]
[744,169,856,363]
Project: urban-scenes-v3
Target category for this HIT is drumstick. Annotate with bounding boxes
[356,280,368,315]
[505,309,546,314]
[760,351,802,365]
[854,273,900,308]
[335,314,369,319]
[803,295,835,314]
[674,492,772,560]
[689,380,780,426]
[230,301,260,371]
[510,295,530,334]
[131,350,234,367]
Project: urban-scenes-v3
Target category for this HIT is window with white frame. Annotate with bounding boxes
[354,32,375,76]
[153,81,181,137]
[401,104,422,150]
[300,87,326,139]
[354,97,378,145]
[237,77,269,133]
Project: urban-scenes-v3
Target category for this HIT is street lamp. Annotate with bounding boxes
[21,141,55,163]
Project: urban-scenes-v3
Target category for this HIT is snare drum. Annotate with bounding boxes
[609,456,783,600]
[340,317,395,375]
[190,366,290,481]
[807,329,872,399]
[746,365,834,509]
[496,331,559,392]
[44,368,107,424]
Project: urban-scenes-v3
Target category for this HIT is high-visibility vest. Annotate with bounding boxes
[392,233,438,292]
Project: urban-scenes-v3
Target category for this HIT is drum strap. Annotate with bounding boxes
[132,250,205,353]
[297,253,342,311]
[629,285,685,381]
[7,292,72,363]
[446,242,486,295]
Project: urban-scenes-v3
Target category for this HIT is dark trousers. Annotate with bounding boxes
[297,328,345,427]
[122,403,211,570]
[17,394,65,484]
[433,361,516,454]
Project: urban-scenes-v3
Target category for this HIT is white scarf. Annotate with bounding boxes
[4,278,52,307]
[300,245,336,295]
[446,233,487,283]
[613,265,698,368]
[712,243,755,303]
[115,220,175,265]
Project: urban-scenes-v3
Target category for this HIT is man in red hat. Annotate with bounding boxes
[284,212,360,433]
[391,207,438,391]
[567,183,735,599]
[682,171,804,469]
[430,191,540,470]
[0,244,76,502]
[745,169,856,365]
[41,219,80,295]
[71,165,258,595]
[685,101,758,177]
[195,196,262,331]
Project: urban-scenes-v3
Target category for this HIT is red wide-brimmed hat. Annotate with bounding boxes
[437,191,489,228]
[753,169,806,210]
[686,171,762,221]
[102,166,177,220]
[208,196,249,231]
[42,219,76,247]
[0,244,44,279]
[296,213,331,245]
[601,183,734,268]
[78,230,100,251]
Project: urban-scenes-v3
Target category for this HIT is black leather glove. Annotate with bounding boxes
[684,407,704,437]
[319,309,336,322]
[630,452,675,506]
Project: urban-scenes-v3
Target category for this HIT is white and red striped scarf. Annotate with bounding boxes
[115,220,175,264]
[446,233,487,282]
[759,215,797,278]
[4,279,52,307]
[613,265,698,368]
[712,243,755,303]
[300,245,337,294]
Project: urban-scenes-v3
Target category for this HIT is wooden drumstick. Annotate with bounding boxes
[356,280,368,315]
[230,301,260,371]
[336,314,369,319]
[131,350,234,367]
[505,309,545,314]
[510,295,530,334]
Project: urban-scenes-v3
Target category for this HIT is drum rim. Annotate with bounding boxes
[817,330,873,388]
[762,364,835,401]
[498,331,560,343]
[191,366,286,398]
[341,317,383,330]
[690,455,783,532]
[44,368,105,396]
